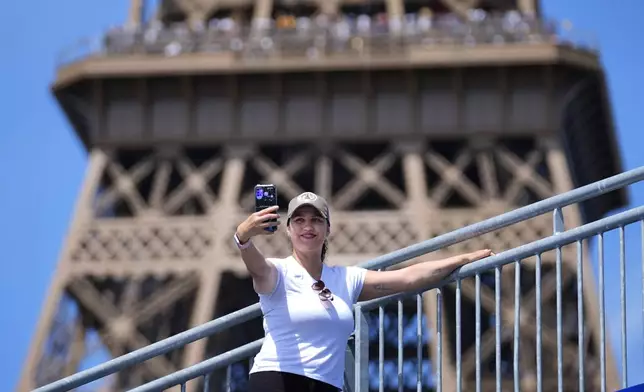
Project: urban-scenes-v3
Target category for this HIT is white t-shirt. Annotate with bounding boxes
[249,256,368,389]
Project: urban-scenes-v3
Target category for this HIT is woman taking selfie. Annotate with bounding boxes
[233,191,493,392]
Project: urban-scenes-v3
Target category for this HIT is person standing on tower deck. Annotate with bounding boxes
[233,191,494,392]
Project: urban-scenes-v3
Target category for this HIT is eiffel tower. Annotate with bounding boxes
[18,0,626,391]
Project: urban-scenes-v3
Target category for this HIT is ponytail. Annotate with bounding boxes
[321,239,328,263]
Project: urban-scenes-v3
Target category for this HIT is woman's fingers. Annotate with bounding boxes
[256,205,279,215]
[258,221,281,229]
[254,213,280,223]
[470,249,494,260]
[237,207,280,241]
[256,220,280,235]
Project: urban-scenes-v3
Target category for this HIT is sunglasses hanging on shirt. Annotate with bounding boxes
[312,280,333,301]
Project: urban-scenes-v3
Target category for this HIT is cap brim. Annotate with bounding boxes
[288,202,328,219]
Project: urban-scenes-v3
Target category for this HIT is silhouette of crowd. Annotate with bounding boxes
[57,8,593,64]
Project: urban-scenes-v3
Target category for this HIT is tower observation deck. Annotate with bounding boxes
[20,0,626,391]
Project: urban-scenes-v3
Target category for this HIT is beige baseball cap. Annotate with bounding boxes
[287,192,330,223]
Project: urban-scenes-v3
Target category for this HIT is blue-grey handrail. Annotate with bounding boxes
[128,339,265,392]
[360,166,642,272]
[359,203,644,311]
[122,203,644,392]
[33,165,644,392]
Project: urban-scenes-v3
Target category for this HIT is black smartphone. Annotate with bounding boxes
[254,184,278,232]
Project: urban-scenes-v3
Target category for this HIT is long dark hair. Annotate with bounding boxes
[321,239,328,263]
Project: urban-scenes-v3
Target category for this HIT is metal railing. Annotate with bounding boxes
[55,15,597,68]
[34,166,644,392]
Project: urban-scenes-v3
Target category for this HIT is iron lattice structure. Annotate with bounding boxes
[19,0,627,391]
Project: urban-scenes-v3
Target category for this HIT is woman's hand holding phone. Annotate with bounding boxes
[235,206,281,243]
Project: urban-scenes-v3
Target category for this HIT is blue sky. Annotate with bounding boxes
[1,0,643,391]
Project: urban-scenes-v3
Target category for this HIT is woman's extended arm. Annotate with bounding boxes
[235,206,281,294]
[357,249,493,302]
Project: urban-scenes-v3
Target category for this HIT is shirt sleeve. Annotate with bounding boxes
[345,266,368,304]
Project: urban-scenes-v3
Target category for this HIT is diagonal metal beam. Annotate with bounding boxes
[67,279,177,377]
[164,157,223,214]
[95,157,155,216]
[426,148,484,206]
[497,148,554,203]
[333,149,406,209]
[130,275,200,327]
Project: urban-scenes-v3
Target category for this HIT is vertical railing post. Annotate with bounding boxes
[344,335,357,392]
[619,226,627,388]
[354,305,370,392]
[553,207,565,392]
[599,232,607,392]
[553,207,565,234]
[641,220,644,371]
